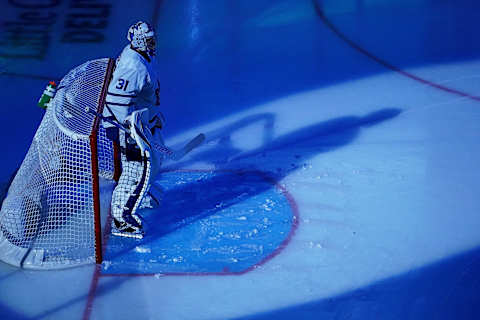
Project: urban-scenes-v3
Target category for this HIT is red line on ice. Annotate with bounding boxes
[82,265,102,320]
[312,0,480,102]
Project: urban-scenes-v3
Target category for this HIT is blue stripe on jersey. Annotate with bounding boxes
[106,101,134,107]
[107,91,137,98]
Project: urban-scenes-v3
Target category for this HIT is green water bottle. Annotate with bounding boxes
[37,81,57,109]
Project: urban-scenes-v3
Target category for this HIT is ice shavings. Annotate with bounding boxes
[134,246,151,254]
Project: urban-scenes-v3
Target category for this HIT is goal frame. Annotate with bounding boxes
[0,57,119,269]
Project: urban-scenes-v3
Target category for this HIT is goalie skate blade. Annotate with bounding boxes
[111,230,144,239]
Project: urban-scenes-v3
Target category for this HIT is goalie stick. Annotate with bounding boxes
[85,107,205,161]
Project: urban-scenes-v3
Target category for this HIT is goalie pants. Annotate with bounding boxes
[111,130,151,229]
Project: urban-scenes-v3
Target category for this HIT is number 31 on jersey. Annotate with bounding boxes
[116,78,130,91]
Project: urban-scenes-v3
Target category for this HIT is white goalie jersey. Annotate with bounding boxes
[103,45,161,129]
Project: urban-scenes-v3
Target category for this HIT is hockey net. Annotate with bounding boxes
[0,58,119,269]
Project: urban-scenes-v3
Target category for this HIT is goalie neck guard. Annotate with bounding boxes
[127,21,156,57]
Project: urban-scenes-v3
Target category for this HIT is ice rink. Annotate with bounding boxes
[1,0,480,319]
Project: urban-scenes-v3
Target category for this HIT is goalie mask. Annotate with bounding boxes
[127,21,156,57]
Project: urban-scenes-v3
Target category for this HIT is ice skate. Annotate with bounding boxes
[111,219,144,239]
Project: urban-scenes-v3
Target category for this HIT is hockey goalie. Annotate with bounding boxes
[102,20,204,239]
[102,21,165,239]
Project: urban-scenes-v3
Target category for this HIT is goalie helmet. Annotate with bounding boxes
[127,21,156,57]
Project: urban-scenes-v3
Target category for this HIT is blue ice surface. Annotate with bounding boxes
[235,247,480,320]
[102,170,295,274]
[1,0,480,319]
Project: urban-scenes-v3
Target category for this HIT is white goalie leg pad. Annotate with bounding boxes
[111,155,147,227]
[125,108,163,211]
[124,149,151,221]
[111,130,152,238]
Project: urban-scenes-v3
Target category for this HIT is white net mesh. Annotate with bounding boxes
[0,58,116,269]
